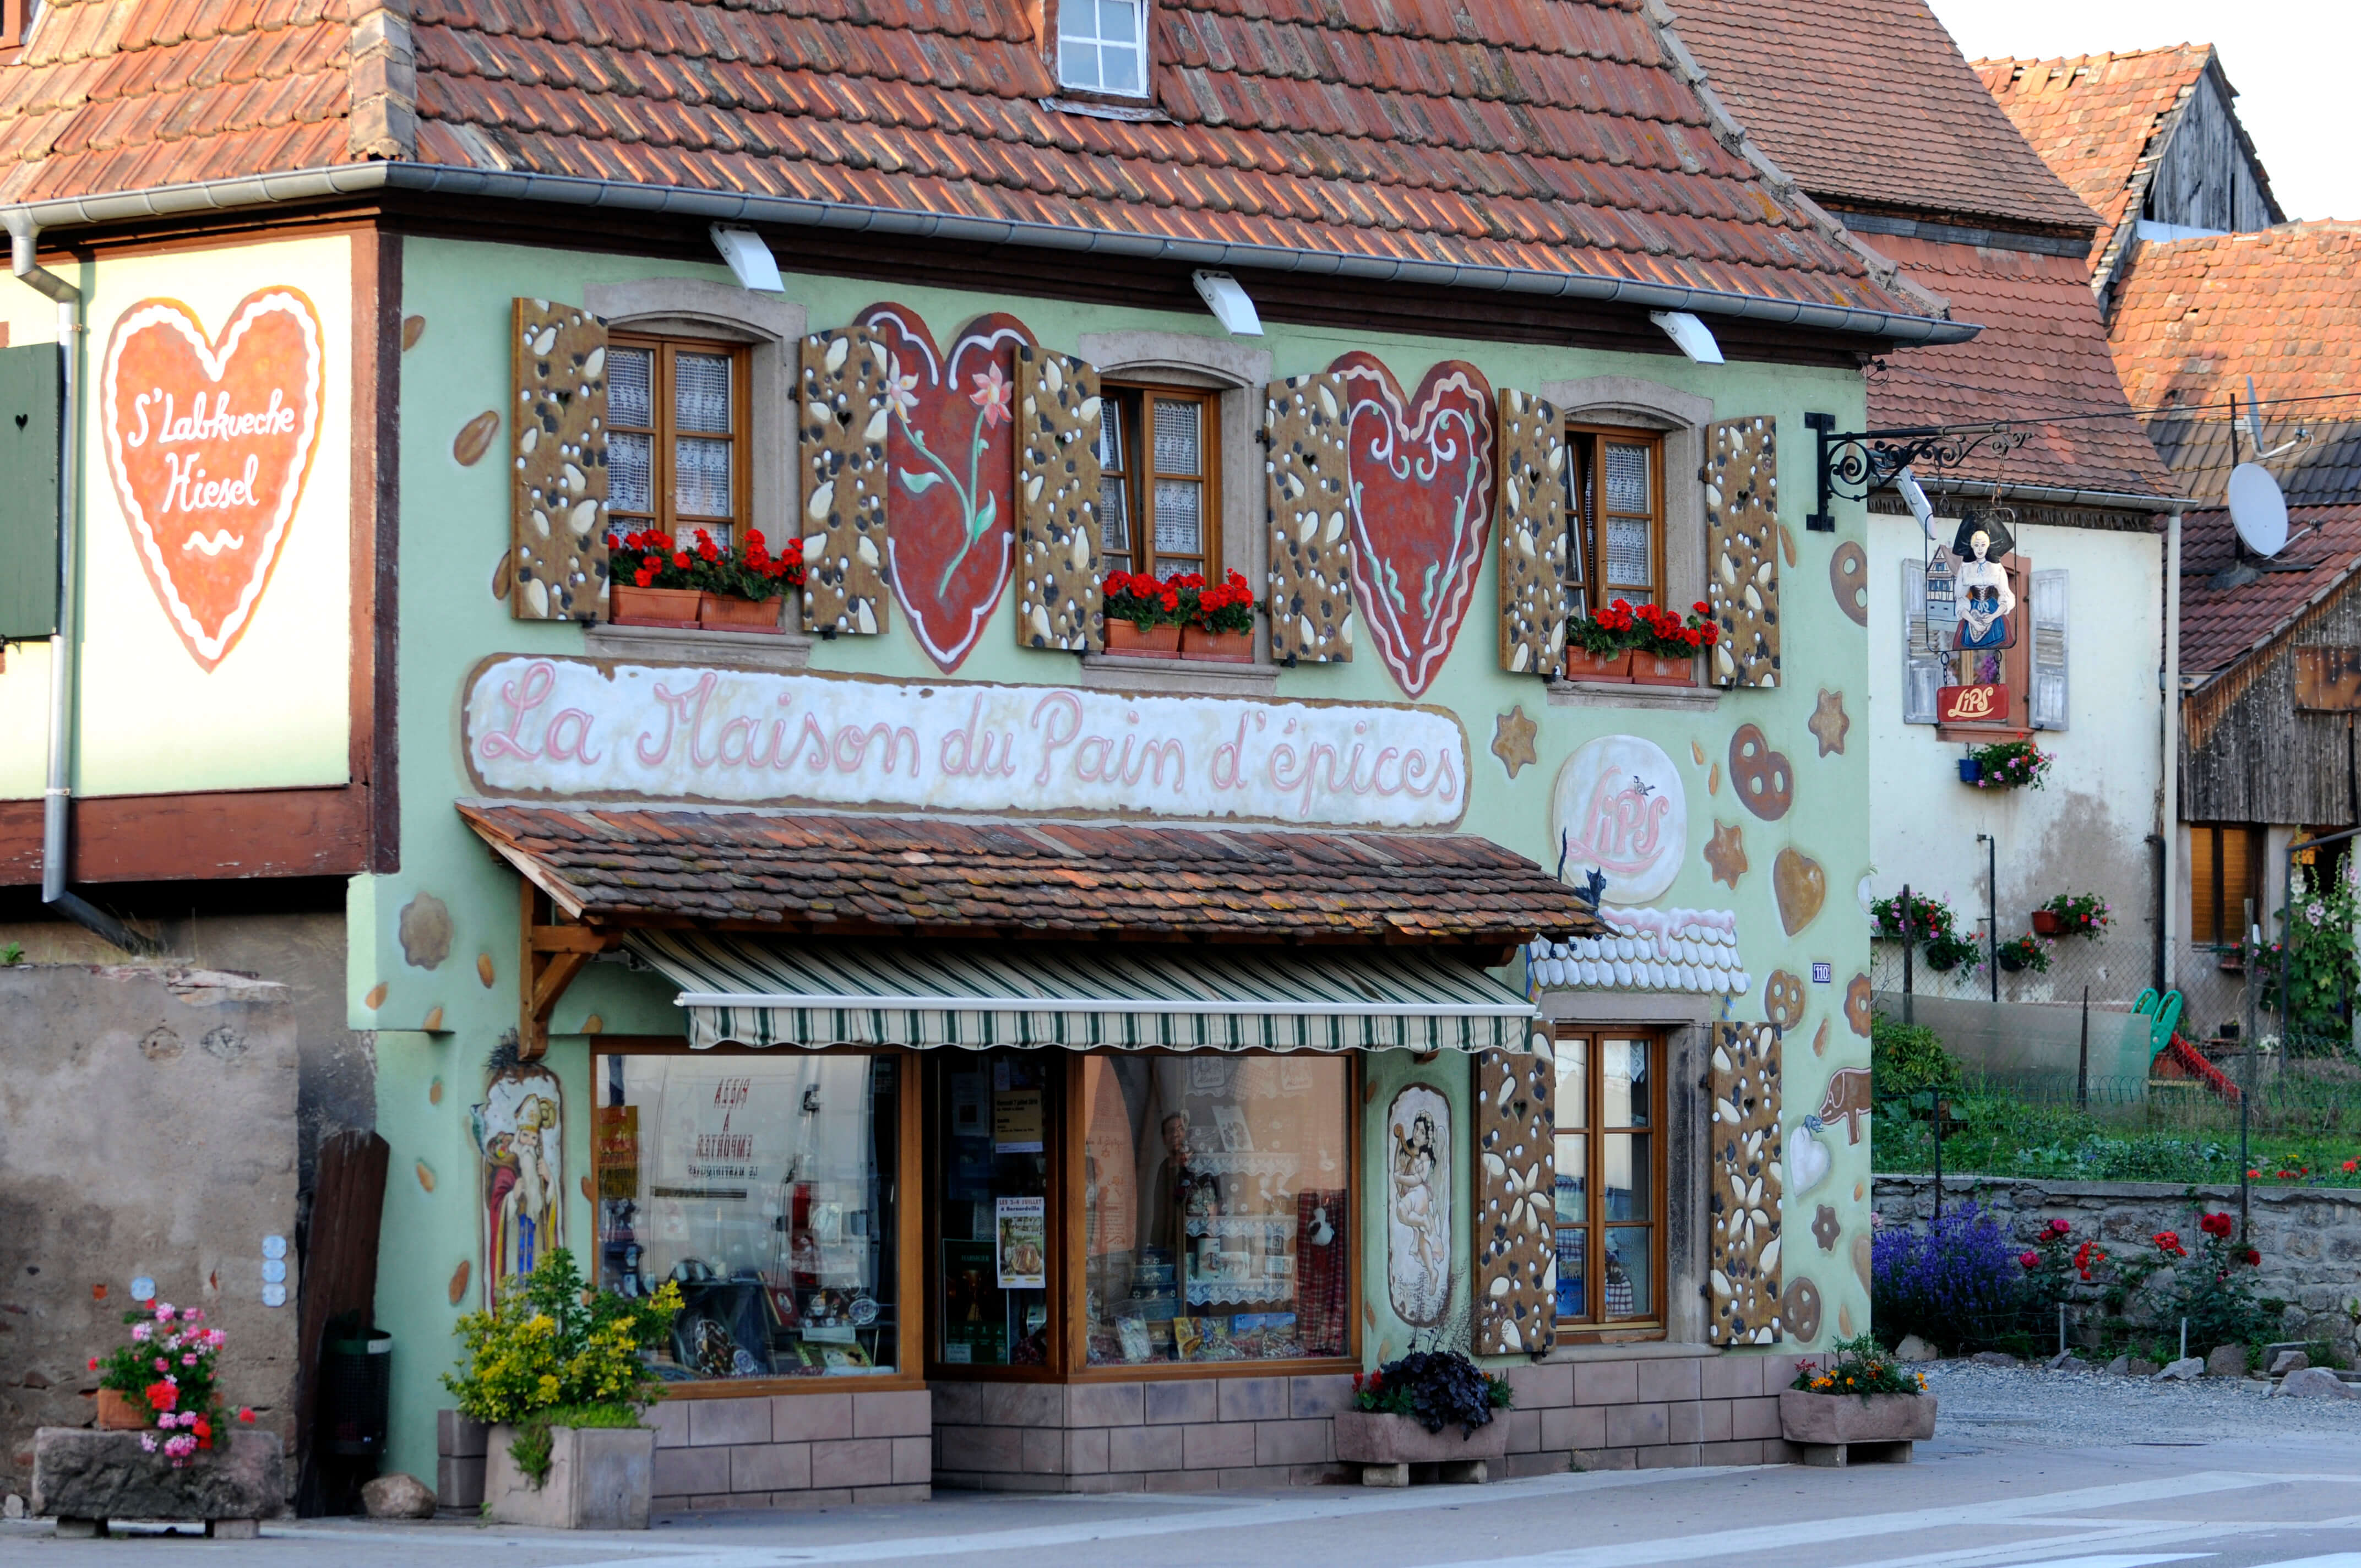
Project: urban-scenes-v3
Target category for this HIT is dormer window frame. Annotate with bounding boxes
[1,0,39,57]
[1050,0,1154,102]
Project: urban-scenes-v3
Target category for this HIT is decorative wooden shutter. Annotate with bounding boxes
[798,328,892,636]
[1473,1041,1556,1355]
[509,299,610,621]
[1495,389,1568,678]
[0,343,59,640]
[2030,568,2069,729]
[1704,416,1779,687]
[1264,373,1353,663]
[1901,558,1942,723]
[1706,1022,1783,1345]
[1016,347,1103,651]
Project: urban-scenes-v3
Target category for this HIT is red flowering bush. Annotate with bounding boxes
[88,1302,255,1468]
[1189,569,1256,635]
[605,528,804,598]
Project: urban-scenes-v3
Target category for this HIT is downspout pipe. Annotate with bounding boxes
[7,219,155,955]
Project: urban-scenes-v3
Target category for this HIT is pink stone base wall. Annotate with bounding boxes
[646,1389,932,1512]
[1503,1353,1805,1471]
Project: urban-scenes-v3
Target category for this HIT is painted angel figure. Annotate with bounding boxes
[1950,514,2016,654]
[1390,1111,1446,1289]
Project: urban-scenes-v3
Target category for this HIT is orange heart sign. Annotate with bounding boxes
[101,289,325,671]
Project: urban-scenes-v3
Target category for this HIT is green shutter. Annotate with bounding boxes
[0,344,59,640]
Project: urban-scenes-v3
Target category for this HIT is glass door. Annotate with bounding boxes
[932,1052,1057,1370]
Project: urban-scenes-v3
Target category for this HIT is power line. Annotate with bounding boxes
[1871,363,2361,427]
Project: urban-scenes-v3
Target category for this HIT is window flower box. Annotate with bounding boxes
[1180,627,1254,663]
[1563,648,1631,683]
[1629,651,1698,687]
[1103,620,1182,657]
[696,592,784,632]
[608,584,701,629]
[1778,1389,1936,1448]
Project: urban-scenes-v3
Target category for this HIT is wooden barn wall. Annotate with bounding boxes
[2145,71,2280,235]
[2184,575,2361,825]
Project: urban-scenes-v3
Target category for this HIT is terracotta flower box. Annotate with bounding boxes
[609,584,701,629]
[1180,627,1254,663]
[94,1389,151,1431]
[1563,648,1631,683]
[697,591,785,632]
[484,1423,655,1531]
[1630,651,1699,687]
[1332,1409,1511,1466]
[1778,1390,1936,1447]
[1103,621,1182,657]
[2031,910,2064,936]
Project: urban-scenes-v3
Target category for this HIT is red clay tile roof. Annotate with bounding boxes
[1674,0,2095,236]
[1865,235,2170,499]
[459,803,1605,947]
[1972,46,2212,279]
[2177,505,2361,684]
[0,0,1947,325]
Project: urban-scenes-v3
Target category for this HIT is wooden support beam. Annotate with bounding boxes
[516,881,617,1060]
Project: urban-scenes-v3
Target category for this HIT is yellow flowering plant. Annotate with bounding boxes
[1789,1333,1927,1402]
[443,1249,681,1486]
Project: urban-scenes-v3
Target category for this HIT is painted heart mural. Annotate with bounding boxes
[1331,352,1495,698]
[101,288,326,671]
[860,303,1035,672]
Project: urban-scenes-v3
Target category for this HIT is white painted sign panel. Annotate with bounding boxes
[462,656,1469,830]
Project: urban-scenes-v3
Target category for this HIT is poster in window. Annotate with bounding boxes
[592,1105,639,1201]
[1385,1084,1452,1325]
[993,1086,1045,1153]
[995,1195,1048,1289]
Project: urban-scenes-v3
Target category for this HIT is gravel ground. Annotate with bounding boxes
[1923,1358,2361,1445]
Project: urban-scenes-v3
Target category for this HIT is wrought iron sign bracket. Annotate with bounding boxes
[1808,413,2032,530]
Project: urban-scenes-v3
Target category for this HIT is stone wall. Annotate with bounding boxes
[0,962,303,1504]
[1506,1349,1803,1472]
[1872,1175,2361,1357]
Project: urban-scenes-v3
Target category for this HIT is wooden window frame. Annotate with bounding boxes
[1549,1026,1668,1342]
[2189,823,2265,950]
[921,1048,1361,1384]
[586,1038,927,1400]
[1099,382,1222,585]
[605,333,754,551]
[1935,553,2034,741]
[1565,424,1667,617]
[0,0,32,56]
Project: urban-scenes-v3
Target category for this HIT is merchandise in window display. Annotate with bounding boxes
[937,1055,1053,1366]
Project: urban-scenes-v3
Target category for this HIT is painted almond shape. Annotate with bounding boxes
[1774,847,1826,936]
[453,410,500,466]
[363,982,388,1010]
[476,954,495,988]
[448,1259,471,1305]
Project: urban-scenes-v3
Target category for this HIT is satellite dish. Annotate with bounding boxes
[2228,462,2288,557]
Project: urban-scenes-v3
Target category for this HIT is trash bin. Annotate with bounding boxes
[321,1331,391,1458]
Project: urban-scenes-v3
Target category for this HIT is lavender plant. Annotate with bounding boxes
[1869,1200,2023,1353]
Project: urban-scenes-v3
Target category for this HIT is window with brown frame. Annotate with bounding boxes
[1552,1028,1665,1332]
[1097,384,1220,582]
[1564,427,1665,616]
[606,334,752,551]
[928,1049,1356,1379]
[0,0,35,53]
[2189,823,2266,948]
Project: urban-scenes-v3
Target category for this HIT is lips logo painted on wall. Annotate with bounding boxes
[860,303,1035,673]
[1331,352,1495,699]
[101,289,325,671]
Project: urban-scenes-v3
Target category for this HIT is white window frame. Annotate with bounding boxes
[1058,0,1151,97]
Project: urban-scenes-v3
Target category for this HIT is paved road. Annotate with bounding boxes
[7,1427,2358,1568]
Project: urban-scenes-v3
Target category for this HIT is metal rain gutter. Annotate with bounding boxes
[4,216,155,955]
[1899,475,2199,513]
[2,162,1984,347]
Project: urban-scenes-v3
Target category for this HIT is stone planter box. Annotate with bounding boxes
[485,1423,655,1529]
[1778,1390,1935,1467]
[1332,1409,1509,1486]
[33,1427,286,1539]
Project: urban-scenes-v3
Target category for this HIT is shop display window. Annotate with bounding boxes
[591,1052,904,1381]
[1078,1055,1350,1365]
[934,1053,1056,1367]
[1551,1030,1663,1330]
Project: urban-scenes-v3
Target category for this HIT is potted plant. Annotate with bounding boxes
[1963,738,2053,791]
[1180,569,1256,662]
[1102,570,1184,656]
[1780,1333,1936,1455]
[1333,1348,1513,1481]
[694,529,805,630]
[1629,600,1717,685]
[444,1249,681,1531]
[1995,933,2049,973]
[1871,891,1961,949]
[605,529,703,628]
[1956,756,1983,785]
[1922,932,1978,973]
[1563,600,1637,682]
[86,1302,258,1450]
[2034,892,2110,939]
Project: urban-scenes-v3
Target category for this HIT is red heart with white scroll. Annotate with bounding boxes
[101,288,325,671]
[1331,352,1495,698]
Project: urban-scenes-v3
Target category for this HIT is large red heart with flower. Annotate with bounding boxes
[1330,352,1495,698]
[100,289,325,671]
[859,303,1035,672]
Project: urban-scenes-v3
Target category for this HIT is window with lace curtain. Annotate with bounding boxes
[1563,427,1664,616]
[1095,384,1221,581]
[605,334,750,551]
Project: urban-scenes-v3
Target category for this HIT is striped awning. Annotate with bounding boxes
[625,932,1543,1054]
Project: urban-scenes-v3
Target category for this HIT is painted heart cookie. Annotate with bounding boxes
[1330,352,1494,698]
[101,288,325,671]
[1773,847,1826,936]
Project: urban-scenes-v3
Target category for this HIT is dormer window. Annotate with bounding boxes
[1059,0,1148,96]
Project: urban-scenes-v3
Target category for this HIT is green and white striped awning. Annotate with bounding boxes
[625,932,1543,1054]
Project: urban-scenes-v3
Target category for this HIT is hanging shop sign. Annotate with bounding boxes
[463,655,1469,829]
[1936,684,2010,725]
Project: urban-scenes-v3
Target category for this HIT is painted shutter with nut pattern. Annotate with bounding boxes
[799,327,892,636]
[1474,1041,1557,1355]
[1264,373,1353,663]
[1704,416,1780,687]
[510,299,610,621]
[1495,388,1568,678]
[1706,1021,1782,1345]
[1016,347,1103,651]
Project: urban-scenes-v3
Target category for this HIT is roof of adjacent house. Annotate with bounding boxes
[0,0,1950,329]
[1864,234,2172,498]
[1672,0,2096,237]
[458,804,1604,946]
[2177,505,2361,684]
